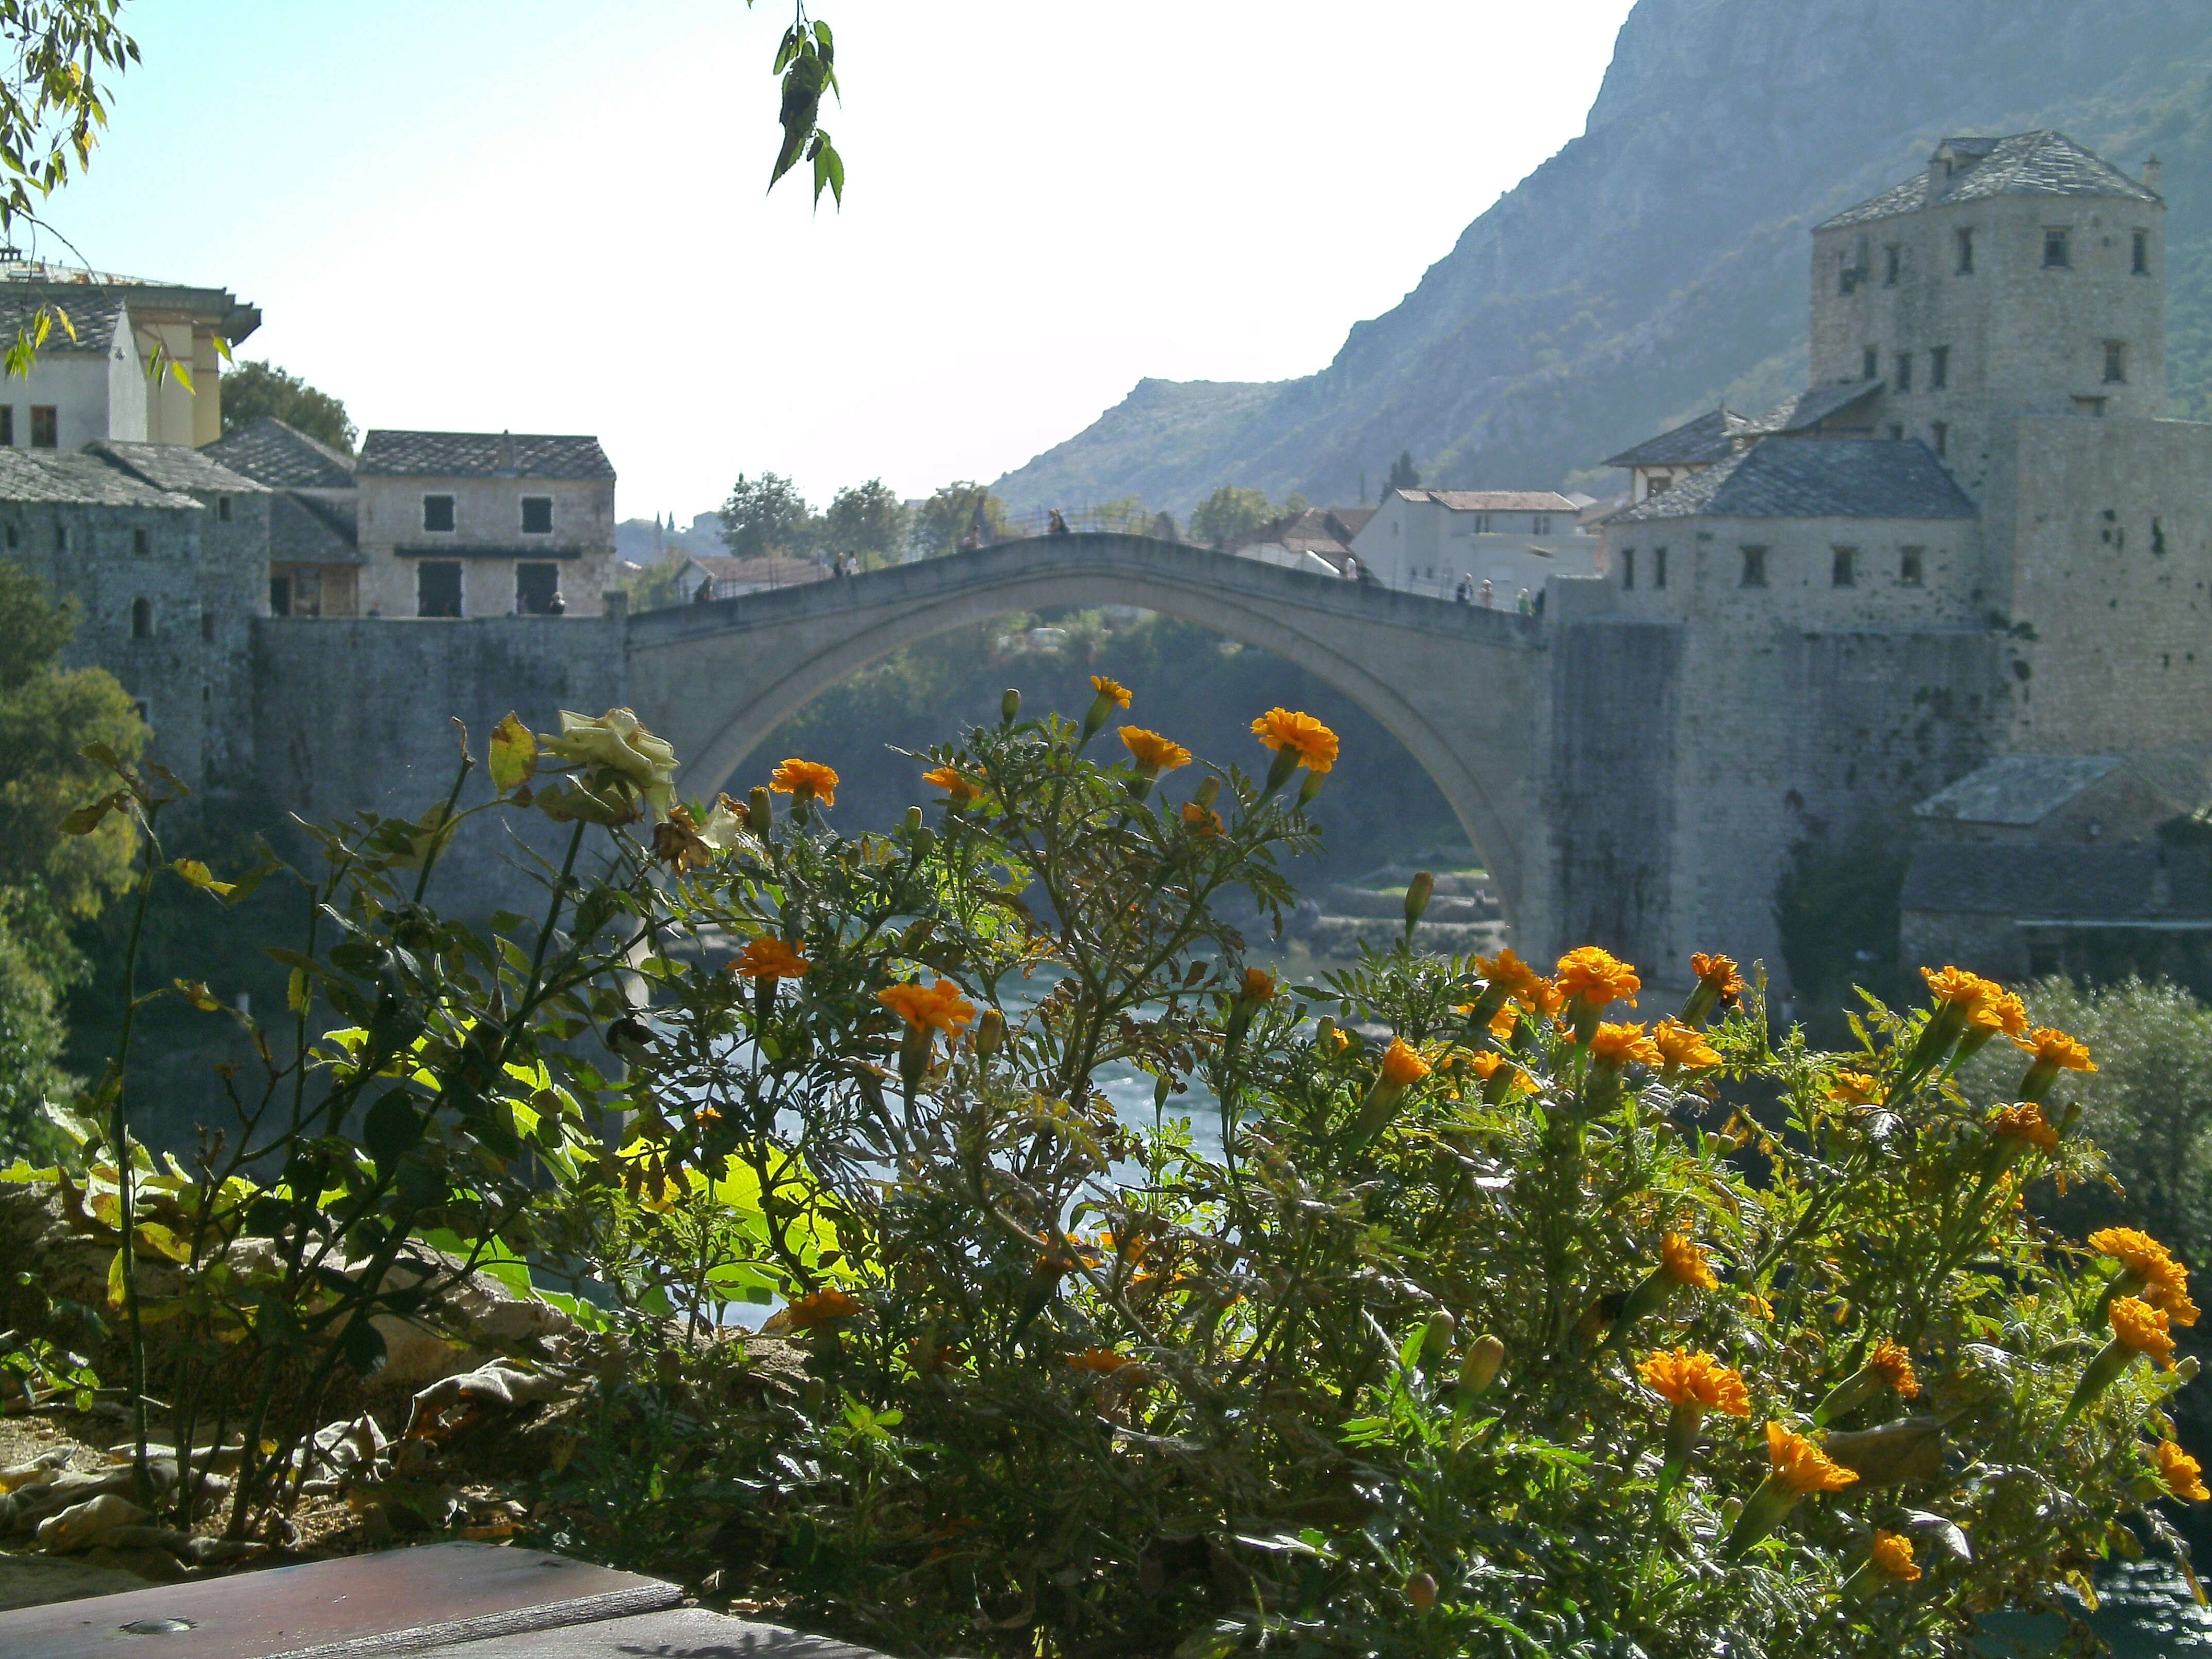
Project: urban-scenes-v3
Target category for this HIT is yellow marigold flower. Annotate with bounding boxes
[1089,675,1132,709]
[1743,1291,1775,1322]
[1652,1017,1722,1070]
[729,936,810,980]
[1118,726,1192,772]
[1869,1530,1921,1583]
[1476,946,1544,1005]
[1638,1349,1751,1417]
[1250,707,1339,774]
[1380,1037,1432,1088]
[2111,1295,2176,1368]
[2158,1440,2210,1502]
[1766,1421,1859,1495]
[1466,1050,1511,1081]
[2088,1227,2189,1308]
[1590,1021,1663,1069]
[2160,1284,2204,1328]
[1181,801,1223,835]
[2012,1026,2095,1072]
[1068,1347,1132,1374]
[770,757,839,806]
[1660,1232,1719,1292]
[1868,1339,1920,1400]
[1242,967,1277,1003]
[877,978,978,1034]
[692,1103,722,1124]
[921,765,976,802]
[1556,946,1641,1011]
[778,1288,861,1330]
[1323,1026,1351,1054]
[1828,1069,1881,1107]
[1690,953,1745,1000]
[1922,965,1996,1009]
[1988,1101,2060,1153]
[1988,989,2030,1036]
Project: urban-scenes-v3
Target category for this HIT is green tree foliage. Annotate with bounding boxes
[820,478,907,568]
[1189,483,1277,548]
[1773,827,1908,1030]
[719,471,814,560]
[1387,448,1422,493]
[218,360,356,450]
[913,480,1009,557]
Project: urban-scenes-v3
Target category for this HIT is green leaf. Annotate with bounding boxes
[363,1092,425,1173]
[488,712,536,792]
[337,1314,387,1378]
[58,792,124,835]
[171,858,236,898]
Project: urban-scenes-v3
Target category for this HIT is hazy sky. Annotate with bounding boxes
[43,1,1637,520]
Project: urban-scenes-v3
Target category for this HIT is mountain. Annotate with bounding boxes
[994,0,2212,512]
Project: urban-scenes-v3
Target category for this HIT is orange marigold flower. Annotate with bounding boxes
[1988,1101,2061,1153]
[2158,1440,2210,1502]
[1250,707,1339,774]
[1590,1021,1663,1069]
[1068,1347,1132,1374]
[692,1104,722,1124]
[877,978,978,1034]
[779,1288,861,1330]
[1242,967,1278,1002]
[1476,946,1544,1004]
[2159,1284,2204,1328]
[1966,988,2031,1038]
[1555,946,1641,1011]
[1466,1050,1512,1082]
[2111,1295,2176,1368]
[1181,801,1224,835]
[1380,1036,1432,1088]
[1660,1232,1719,1292]
[1652,1017,1722,1070]
[1868,1339,1920,1399]
[1870,1530,1922,1583]
[1690,953,1745,1000]
[2088,1227,2192,1320]
[1922,965,1996,1009]
[770,757,839,806]
[729,936,811,980]
[1766,1421,1859,1495]
[1638,1348,1751,1417]
[1089,675,1133,709]
[1118,726,1192,772]
[2013,1026,2095,1072]
[921,765,977,802]
[1828,1069,1881,1107]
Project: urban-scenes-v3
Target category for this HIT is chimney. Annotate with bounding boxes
[2145,155,2163,193]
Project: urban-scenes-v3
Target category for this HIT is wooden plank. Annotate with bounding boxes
[0,1542,681,1659]
[430,1605,886,1658]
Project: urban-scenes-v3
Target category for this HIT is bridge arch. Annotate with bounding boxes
[624,534,1546,931]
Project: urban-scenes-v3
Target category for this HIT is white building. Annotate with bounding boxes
[1349,489,1596,600]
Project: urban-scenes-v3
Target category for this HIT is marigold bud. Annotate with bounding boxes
[905,805,924,836]
[1405,871,1435,928]
[1404,1573,1437,1614]
[747,786,773,835]
[1193,775,1222,810]
[1422,1309,1456,1361]
[1001,687,1021,724]
[1459,1333,1505,1394]
[975,1006,1007,1060]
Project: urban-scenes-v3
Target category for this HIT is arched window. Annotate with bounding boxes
[131,597,153,639]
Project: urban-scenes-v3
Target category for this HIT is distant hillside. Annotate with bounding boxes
[996,0,2212,511]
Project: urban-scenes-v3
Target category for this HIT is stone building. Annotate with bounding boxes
[202,417,364,617]
[1352,489,1596,599]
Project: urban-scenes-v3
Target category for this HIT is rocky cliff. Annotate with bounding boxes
[995,0,2212,511]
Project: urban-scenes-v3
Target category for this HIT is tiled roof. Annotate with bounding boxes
[88,441,268,496]
[1230,507,1374,558]
[1746,379,1885,434]
[269,491,362,564]
[1611,437,1977,523]
[1818,131,2161,231]
[203,418,356,490]
[1605,409,1753,468]
[678,553,826,590]
[0,283,129,354]
[1913,755,2123,825]
[357,430,614,481]
[1902,842,2212,921]
[1392,489,1581,513]
[0,448,197,508]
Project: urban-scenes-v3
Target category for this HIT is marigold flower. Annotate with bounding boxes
[1639,1349,1751,1417]
[1118,726,1192,772]
[1590,1021,1663,1069]
[1652,1018,1722,1070]
[770,757,840,806]
[2157,1440,2210,1502]
[2110,1295,2175,1368]
[1922,965,1996,1010]
[1241,967,1277,1003]
[2088,1227,2191,1318]
[1869,1530,1921,1583]
[1556,946,1641,1011]
[1466,1050,1510,1081]
[1380,1037,1432,1088]
[921,765,976,802]
[1828,1069,1881,1107]
[1660,1232,1719,1292]
[1476,947,1544,1005]
[1250,707,1339,774]
[1089,675,1132,709]
[777,1288,860,1330]
[1181,801,1224,835]
[2012,1026,2095,1072]
[877,979,978,1034]
[1766,1420,1860,1495]
[1868,1339,1920,1399]
[1068,1347,1132,1374]
[729,936,810,980]
[1988,1101,2060,1153]
[692,1104,722,1124]
[1690,953,1745,1000]
[1966,988,2031,1039]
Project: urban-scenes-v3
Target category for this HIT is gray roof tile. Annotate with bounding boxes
[1606,409,1752,468]
[88,441,268,496]
[203,417,357,490]
[1818,131,2160,232]
[357,430,614,481]
[269,491,362,564]
[1392,489,1580,513]
[1902,842,2212,920]
[0,448,197,509]
[0,282,128,354]
[1746,379,1886,434]
[1611,437,1978,523]
[1913,755,2124,825]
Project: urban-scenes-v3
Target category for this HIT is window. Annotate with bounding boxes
[0,407,14,446]
[269,575,291,616]
[521,496,554,535]
[1531,513,1551,534]
[1930,345,1949,389]
[1740,546,1768,588]
[131,527,148,557]
[52,525,66,552]
[1957,227,1975,274]
[1472,512,1490,533]
[1647,474,1671,495]
[422,494,457,533]
[516,561,561,614]
[1899,546,1924,586]
[1895,352,1912,393]
[200,609,215,642]
[416,560,463,618]
[2134,229,2150,275]
[2043,227,2070,268]
[5,523,17,550]
[1931,420,1948,458]
[1831,546,1857,587]
[217,494,232,523]
[130,597,153,638]
[1883,243,1901,286]
[1621,548,1636,590]
[2104,340,2128,384]
[1653,546,1668,590]
[2075,395,2108,417]
[1862,346,1879,380]
[28,405,55,447]
[1888,423,1905,441]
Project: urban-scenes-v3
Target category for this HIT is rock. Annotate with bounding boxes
[36,1492,151,1552]
[0,1548,158,1611]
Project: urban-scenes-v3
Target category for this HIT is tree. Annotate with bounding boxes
[1387,449,1422,494]
[913,482,1009,558]
[1189,484,1275,549]
[821,479,907,568]
[219,360,356,450]
[720,472,815,561]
